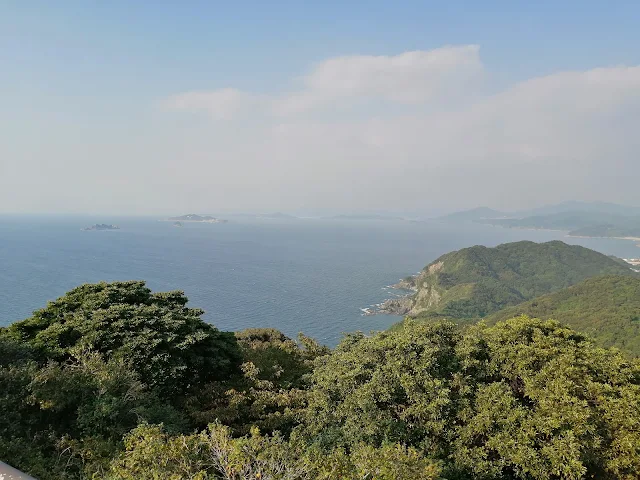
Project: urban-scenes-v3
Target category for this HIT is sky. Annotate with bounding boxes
[2,1,640,216]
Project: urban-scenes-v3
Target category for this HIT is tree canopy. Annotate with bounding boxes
[305,316,640,479]
[1,280,639,479]
[3,281,241,395]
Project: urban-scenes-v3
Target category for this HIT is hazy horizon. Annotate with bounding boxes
[3,2,640,215]
[5,199,640,220]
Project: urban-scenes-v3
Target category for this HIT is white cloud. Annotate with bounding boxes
[275,45,483,114]
[4,46,639,214]
[165,45,484,118]
[164,88,266,119]
[159,49,640,212]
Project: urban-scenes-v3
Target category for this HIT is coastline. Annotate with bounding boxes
[484,223,640,244]
[486,224,640,245]
[566,234,640,242]
[361,278,418,316]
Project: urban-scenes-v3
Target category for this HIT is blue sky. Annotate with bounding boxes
[3,1,640,214]
[5,1,639,97]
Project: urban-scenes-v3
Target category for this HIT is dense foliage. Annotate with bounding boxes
[2,280,640,479]
[404,240,635,320]
[486,275,640,356]
[3,281,241,395]
[305,318,640,479]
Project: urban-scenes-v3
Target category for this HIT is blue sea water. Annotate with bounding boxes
[1,215,639,346]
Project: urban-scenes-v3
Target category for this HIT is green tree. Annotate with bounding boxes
[186,328,329,436]
[451,316,640,479]
[106,423,310,480]
[106,423,441,480]
[3,281,241,395]
[304,317,640,479]
[0,346,188,479]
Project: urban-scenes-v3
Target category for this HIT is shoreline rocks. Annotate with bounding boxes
[373,296,414,315]
[362,276,419,316]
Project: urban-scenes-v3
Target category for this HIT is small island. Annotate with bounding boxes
[165,214,228,224]
[173,221,183,227]
[82,224,120,231]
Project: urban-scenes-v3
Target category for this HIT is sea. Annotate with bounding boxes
[1,215,639,347]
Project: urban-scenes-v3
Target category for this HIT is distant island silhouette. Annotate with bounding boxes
[82,224,120,231]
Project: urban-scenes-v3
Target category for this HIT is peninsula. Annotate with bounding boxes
[371,240,637,319]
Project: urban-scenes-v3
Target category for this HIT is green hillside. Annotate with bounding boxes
[486,275,640,355]
[402,240,635,320]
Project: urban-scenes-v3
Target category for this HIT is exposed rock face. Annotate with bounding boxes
[375,297,414,315]
[363,274,422,316]
[373,261,445,316]
[428,261,444,275]
[408,283,441,316]
[391,278,418,291]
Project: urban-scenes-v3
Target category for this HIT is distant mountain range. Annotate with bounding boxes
[521,201,640,217]
[438,207,505,222]
[440,202,640,239]
[441,201,640,221]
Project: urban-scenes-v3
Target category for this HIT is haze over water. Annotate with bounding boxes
[2,215,638,346]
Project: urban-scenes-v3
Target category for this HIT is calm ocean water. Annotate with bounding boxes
[1,215,639,346]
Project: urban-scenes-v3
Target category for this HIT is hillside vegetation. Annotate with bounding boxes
[401,240,635,320]
[486,275,640,355]
[2,282,640,479]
